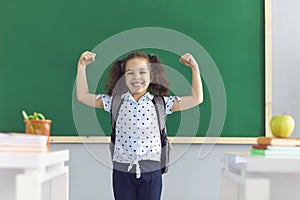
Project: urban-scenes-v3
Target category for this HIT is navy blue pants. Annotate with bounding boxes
[112,161,162,200]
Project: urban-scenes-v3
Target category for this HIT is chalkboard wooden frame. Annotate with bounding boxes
[49,0,272,144]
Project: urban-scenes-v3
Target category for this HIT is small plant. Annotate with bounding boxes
[22,110,45,120]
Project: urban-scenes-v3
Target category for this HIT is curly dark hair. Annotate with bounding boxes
[105,52,169,96]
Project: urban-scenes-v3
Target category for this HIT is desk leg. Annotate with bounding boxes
[221,169,270,200]
[221,171,239,200]
[50,166,69,200]
[15,172,42,200]
[15,165,69,200]
[243,178,270,200]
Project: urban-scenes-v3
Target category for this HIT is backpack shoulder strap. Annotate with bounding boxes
[153,96,170,174]
[152,96,166,132]
[110,95,124,143]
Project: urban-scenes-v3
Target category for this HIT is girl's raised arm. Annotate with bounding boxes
[171,53,204,112]
[76,51,104,109]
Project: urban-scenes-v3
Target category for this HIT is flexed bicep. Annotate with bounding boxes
[171,96,200,112]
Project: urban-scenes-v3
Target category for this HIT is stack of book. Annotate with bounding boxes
[251,137,300,158]
[0,132,48,153]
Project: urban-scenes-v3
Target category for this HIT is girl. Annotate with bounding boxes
[76,51,203,200]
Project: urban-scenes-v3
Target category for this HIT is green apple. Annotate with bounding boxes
[270,114,295,138]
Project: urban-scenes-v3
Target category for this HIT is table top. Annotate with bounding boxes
[0,150,69,169]
[224,152,300,173]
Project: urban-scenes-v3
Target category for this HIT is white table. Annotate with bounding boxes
[221,152,300,200]
[0,150,69,200]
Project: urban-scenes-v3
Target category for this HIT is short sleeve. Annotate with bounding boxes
[163,96,182,115]
[95,94,112,113]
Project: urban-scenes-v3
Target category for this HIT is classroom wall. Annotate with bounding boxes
[51,0,300,199]
[272,0,300,137]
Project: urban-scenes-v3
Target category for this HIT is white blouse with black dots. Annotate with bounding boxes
[96,91,181,178]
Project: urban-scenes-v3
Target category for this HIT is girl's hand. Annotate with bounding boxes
[179,53,199,70]
[78,51,96,66]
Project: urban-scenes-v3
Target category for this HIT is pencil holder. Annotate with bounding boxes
[24,119,52,151]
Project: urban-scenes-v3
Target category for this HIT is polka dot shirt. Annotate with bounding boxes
[97,91,181,175]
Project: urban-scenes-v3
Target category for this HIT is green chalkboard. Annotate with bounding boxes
[0,0,265,138]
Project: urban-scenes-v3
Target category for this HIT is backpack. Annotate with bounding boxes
[110,95,170,174]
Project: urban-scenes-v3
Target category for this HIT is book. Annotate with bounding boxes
[257,137,300,147]
[0,132,48,153]
[252,144,268,149]
[0,133,47,144]
[0,146,47,153]
[267,145,300,151]
[252,144,300,151]
[251,148,300,157]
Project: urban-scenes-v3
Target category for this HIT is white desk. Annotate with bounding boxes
[0,150,69,200]
[221,152,300,200]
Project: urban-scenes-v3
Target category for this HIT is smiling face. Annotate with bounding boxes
[124,58,151,100]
